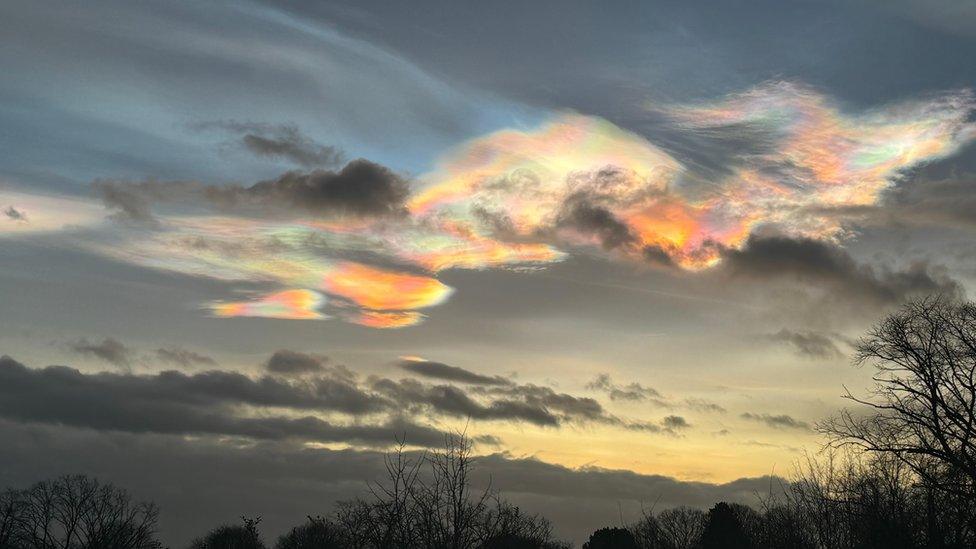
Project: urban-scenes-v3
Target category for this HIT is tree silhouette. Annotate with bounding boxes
[700,502,752,549]
[190,516,265,549]
[275,516,345,549]
[823,296,976,496]
[0,475,160,549]
[582,527,638,549]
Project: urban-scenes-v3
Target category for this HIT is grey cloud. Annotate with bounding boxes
[1,354,667,440]
[371,378,560,427]
[195,121,344,168]
[154,347,217,368]
[246,160,409,217]
[881,173,976,230]
[684,399,727,414]
[93,181,160,226]
[0,419,780,547]
[763,329,845,360]
[0,355,450,448]
[556,195,636,250]
[397,358,511,386]
[1,354,386,415]
[586,373,664,403]
[740,412,811,431]
[642,244,677,267]
[68,337,134,367]
[662,415,691,430]
[265,350,327,376]
[94,158,410,222]
[719,234,964,306]
[3,206,27,222]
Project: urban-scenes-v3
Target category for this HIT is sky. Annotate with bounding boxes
[2,0,976,545]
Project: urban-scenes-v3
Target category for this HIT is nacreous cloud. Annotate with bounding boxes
[72,81,975,327]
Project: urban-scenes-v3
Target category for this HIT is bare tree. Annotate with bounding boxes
[1,475,159,549]
[334,431,566,549]
[655,507,706,549]
[822,296,976,496]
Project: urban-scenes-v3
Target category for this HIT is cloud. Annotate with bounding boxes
[556,193,637,250]
[0,355,456,448]
[154,347,217,368]
[370,377,560,426]
[740,412,811,431]
[208,289,327,320]
[397,357,511,386]
[684,399,727,414]
[245,160,409,218]
[0,353,680,441]
[763,329,845,360]
[878,172,976,230]
[346,310,426,329]
[662,415,691,430]
[195,121,344,168]
[319,262,453,310]
[586,374,664,403]
[264,350,327,375]
[0,419,781,547]
[719,234,963,306]
[68,337,134,367]
[93,181,159,226]
[3,206,27,222]
[65,83,975,329]
[94,158,410,224]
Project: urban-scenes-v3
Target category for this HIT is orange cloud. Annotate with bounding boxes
[348,310,426,329]
[208,289,326,320]
[320,262,454,311]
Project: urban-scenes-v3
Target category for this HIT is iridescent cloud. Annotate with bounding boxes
[320,262,454,311]
[208,289,327,320]
[407,84,974,268]
[69,82,976,325]
[0,189,105,235]
[347,310,426,329]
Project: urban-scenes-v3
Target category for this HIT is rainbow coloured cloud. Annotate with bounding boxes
[80,82,976,326]
[208,289,327,320]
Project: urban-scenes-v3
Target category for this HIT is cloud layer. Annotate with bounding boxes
[61,81,972,328]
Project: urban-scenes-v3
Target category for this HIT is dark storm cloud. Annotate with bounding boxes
[94,158,410,222]
[264,350,327,375]
[154,347,217,368]
[397,358,511,386]
[68,337,134,367]
[194,121,344,168]
[0,419,780,547]
[740,412,811,431]
[763,329,845,360]
[719,234,963,306]
[3,206,27,222]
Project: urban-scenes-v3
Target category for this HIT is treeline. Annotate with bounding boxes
[3,443,975,548]
[3,297,976,548]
